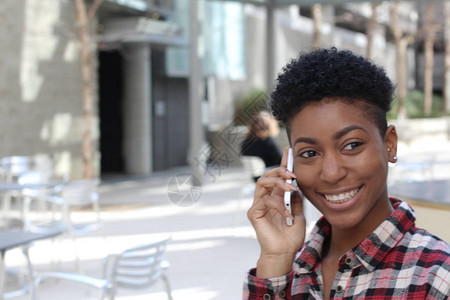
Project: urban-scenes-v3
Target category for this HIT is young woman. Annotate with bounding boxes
[243,48,450,299]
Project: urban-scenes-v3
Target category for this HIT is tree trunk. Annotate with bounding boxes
[397,38,408,119]
[74,0,95,179]
[424,2,435,116]
[366,3,379,60]
[312,4,322,48]
[390,2,408,119]
[444,2,450,113]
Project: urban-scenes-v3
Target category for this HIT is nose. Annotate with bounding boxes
[319,152,347,184]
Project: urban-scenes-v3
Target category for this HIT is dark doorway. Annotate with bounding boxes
[98,50,124,175]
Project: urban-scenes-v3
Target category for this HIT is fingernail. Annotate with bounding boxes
[285,183,299,191]
[284,210,293,218]
[286,169,296,178]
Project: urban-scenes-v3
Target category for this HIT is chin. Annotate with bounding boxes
[322,211,363,230]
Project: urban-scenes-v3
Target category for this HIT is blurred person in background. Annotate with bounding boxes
[241,110,282,176]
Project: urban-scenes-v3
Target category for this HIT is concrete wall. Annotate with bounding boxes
[0,0,99,179]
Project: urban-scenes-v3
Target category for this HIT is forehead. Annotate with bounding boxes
[288,99,379,139]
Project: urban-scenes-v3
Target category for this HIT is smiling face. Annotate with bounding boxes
[289,98,397,232]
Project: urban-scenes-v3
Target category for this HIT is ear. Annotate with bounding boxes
[384,125,398,163]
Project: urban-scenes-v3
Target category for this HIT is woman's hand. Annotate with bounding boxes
[247,148,306,278]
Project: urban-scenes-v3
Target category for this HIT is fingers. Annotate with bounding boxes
[248,148,298,223]
[262,166,296,182]
[291,190,305,218]
[254,176,297,200]
[249,176,298,220]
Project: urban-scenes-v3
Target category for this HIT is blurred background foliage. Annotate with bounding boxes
[388,90,448,120]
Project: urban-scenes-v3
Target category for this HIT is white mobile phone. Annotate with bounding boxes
[284,148,294,226]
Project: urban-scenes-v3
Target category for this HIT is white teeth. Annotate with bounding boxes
[324,188,360,204]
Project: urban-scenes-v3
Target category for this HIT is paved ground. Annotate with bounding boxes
[6,145,450,300]
[8,166,261,300]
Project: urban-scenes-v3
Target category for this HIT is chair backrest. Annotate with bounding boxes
[62,179,100,206]
[16,171,66,232]
[241,156,266,179]
[17,170,50,198]
[111,238,169,290]
[17,170,49,185]
[0,156,53,182]
[1,156,33,180]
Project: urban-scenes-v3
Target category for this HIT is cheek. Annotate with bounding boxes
[355,151,389,179]
[293,165,317,190]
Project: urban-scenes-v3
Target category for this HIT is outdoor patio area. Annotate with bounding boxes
[3,159,449,300]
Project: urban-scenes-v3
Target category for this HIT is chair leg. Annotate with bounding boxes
[21,246,36,300]
[66,229,82,273]
[107,286,116,300]
[2,192,11,213]
[161,274,173,300]
[98,287,107,300]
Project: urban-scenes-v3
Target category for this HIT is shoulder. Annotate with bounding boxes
[264,137,278,146]
[399,227,450,296]
[398,227,450,266]
[404,227,449,255]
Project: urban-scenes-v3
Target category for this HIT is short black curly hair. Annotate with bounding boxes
[270,48,395,137]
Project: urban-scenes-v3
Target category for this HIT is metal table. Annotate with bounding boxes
[0,229,64,300]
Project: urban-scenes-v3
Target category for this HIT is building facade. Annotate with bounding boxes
[0,0,418,179]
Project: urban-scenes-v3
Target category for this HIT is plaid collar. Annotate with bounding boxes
[294,198,416,274]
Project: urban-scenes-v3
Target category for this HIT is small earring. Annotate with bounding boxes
[387,148,391,152]
[393,156,398,160]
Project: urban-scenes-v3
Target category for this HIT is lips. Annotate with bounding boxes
[323,187,361,204]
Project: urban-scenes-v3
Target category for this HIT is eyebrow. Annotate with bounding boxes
[293,137,317,145]
[293,125,368,146]
[333,125,368,140]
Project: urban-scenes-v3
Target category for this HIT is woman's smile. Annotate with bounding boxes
[321,186,361,204]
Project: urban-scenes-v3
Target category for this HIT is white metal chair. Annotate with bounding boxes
[2,171,66,300]
[16,171,66,233]
[35,237,173,300]
[47,178,102,271]
[0,156,53,183]
[15,176,101,272]
[0,156,54,213]
[58,179,101,235]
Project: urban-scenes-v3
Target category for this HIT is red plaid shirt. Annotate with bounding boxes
[243,199,450,299]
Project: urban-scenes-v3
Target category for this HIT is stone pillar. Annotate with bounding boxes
[122,43,152,175]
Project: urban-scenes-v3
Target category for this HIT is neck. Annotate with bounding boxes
[324,198,394,259]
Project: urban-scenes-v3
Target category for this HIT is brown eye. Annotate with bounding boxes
[343,142,363,151]
[300,150,318,158]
